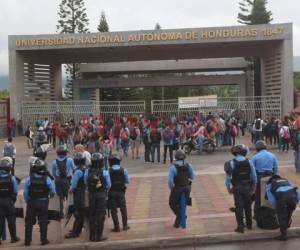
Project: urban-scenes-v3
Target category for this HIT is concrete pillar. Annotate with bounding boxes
[239,75,246,97]
[52,64,62,101]
[9,50,24,119]
[73,81,80,100]
[95,88,100,116]
[281,39,294,116]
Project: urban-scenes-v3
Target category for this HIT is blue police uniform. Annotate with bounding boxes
[266,177,300,239]
[225,155,257,230]
[168,160,194,227]
[108,164,130,231]
[67,166,86,238]
[51,156,74,217]
[0,171,19,242]
[251,149,279,214]
[84,168,111,241]
[23,173,55,245]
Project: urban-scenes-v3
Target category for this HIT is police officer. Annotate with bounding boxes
[23,158,56,246]
[251,140,278,216]
[34,127,47,150]
[51,145,74,218]
[266,175,300,241]
[84,153,111,241]
[168,149,194,228]
[225,144,257,233]
[65,152,86,239]
[108,154,130,232]
[0,157,20,244]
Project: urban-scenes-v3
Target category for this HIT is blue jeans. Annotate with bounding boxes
[294,149,300,172]
[197,135,204,153]
[216,133,223,147]
[151,143,160,163]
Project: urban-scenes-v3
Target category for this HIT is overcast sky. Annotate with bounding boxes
[0,0,299,75]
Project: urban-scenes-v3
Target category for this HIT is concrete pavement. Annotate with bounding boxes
[0,135,299,248]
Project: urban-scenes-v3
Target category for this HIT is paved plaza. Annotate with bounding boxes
[0,135,299,247]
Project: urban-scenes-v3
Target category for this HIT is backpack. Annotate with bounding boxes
[88,168,104,192]
[121,129,128,142]
[231,125,238,137]
[256,206,279,230]
[283,127,291,140]
[163,128,172,142]
[255,119,261,130]
[270,122,277,131]
[130,127,138,140]
[3,144,14,157]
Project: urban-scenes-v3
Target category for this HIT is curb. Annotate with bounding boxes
[2,227,300,250]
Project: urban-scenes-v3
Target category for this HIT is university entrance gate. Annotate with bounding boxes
[9,23,293,121]
[21,96,281,128]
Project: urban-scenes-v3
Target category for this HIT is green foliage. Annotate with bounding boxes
[238,0,273,25]
[97,11,109,32]
[294,72,300,90]
[154,23,161,30]
[0,89,9,100]
[57,0,89,99]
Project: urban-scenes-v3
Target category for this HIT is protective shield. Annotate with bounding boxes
[48,194,61,221]
[48,195,63,243]
[260,176,272,208]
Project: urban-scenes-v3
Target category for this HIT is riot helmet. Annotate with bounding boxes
[255,140,267,152]
[31,158,47,175]
[109,154,122,166]
[231,144,248,157]
[0,157,13,173]
[34,146,47,160]
[175,149,186,160]
[73,152,85,167]
[91,152,104,169]
[56,145,68,157]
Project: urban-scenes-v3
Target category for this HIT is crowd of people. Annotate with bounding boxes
[2,112,300,245]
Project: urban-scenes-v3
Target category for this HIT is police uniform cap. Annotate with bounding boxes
[0,157,13,172]
[91,152,104,162]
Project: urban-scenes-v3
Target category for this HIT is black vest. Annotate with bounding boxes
[110,168,125,192]
[88,168,105,193]
[0,175,13,198]
[271,178,290,194]
[29,175,49,199]
[174,164,190,187]
[231,160,251,186]
[74,168,85,191]
[57,158,67,178]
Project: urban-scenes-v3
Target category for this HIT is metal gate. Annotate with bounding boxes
[21,100,145,128]
[151,96,282,122]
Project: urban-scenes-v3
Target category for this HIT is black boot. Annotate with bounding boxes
[25,223,33,246]
[40,223,49,245]
[8,220,19,243]
[234,226,244,233]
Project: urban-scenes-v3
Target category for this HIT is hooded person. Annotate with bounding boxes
[23,158,56,246]
[84,153,111,241]
[51,145,74,218]
[168,149,194,229]
[225,144,257,233]
[65,152,86,239]
[0,157,20,244]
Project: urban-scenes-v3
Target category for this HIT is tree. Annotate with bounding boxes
[237,0,273,96]
[57,0,89,99]
[238,0,273,25]
[0,89,9,100]
[97,11,109,32]
[154,22,161,30]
